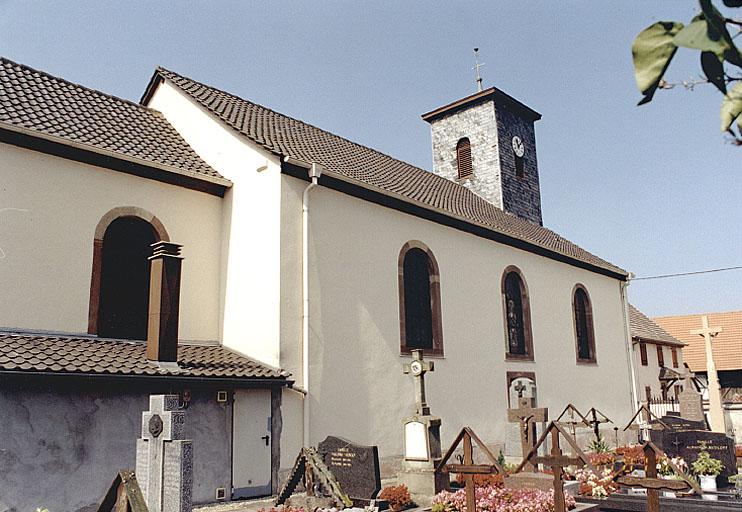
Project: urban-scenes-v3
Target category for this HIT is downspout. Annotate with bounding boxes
[299,160,323,448]
[620,274,639,412]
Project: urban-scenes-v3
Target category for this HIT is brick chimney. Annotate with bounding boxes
[146,241,183,362]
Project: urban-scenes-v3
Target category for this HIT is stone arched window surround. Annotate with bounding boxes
[398,240,444,357]
[572,283,597,364]
[501,265,534,361]
[87,207,169,335]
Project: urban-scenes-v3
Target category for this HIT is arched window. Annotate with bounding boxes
[501,266,533,360]
[88,207,169,339]
[398,242,443,356]
[456,138,472,179]
[573,285,597,363]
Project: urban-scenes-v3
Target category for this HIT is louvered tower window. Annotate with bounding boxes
[456,138,472,179]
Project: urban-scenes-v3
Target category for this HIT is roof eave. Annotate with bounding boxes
[0,120,232,192]
[421,87,542,123]
[282,158,628,281]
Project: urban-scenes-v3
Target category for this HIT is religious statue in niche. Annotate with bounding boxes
[506,298,524,353]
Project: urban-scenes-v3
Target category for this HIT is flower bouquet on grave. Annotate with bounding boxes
[656,455,687,498]
[569,466,618,499]
[379,484,414,512]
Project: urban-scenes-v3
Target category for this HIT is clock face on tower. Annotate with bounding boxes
[511,136,525,158]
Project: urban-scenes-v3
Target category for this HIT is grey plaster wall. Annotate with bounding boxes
[0,380,232,512]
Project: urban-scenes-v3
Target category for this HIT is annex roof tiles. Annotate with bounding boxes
[629,304,685,347]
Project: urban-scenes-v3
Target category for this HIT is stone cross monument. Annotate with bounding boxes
[136,395,193,512]
[398,349,447,503]
[690,316,725,433]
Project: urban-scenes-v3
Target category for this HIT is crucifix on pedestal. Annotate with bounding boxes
[691,315,725,433]
[507,395,548,472]
[403,349,434,415]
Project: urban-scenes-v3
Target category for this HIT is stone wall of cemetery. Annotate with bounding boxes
[0,379,233,512]
[0,141,223,342]
[279,174,636,471]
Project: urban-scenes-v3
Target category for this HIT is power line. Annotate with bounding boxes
[632,265,742,281]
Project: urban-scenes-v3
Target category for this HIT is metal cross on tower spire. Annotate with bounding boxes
[473,48,485,92]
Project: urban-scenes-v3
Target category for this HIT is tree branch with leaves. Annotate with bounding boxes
[632,0,742,145]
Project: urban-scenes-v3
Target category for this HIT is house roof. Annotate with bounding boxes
[653,311,742,373]
[143,67,627,279]
[629,304,685,347]
[0,57,227,187]
[0,331,289,383]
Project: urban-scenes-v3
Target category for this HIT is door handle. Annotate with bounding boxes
[261,435,270,446]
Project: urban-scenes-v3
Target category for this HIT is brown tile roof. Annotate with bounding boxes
[0,57,226,184]
[0,331,289,382]
[653,311,742,373]
[147,68,627,278]
[629,304,685,346]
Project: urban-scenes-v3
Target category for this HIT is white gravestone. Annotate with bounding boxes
[136,395,193,512]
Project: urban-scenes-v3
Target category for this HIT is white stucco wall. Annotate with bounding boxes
[147,81,284,367]
[279,175,635,464]
[0,142,222,340]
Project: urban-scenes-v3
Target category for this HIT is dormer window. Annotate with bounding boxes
[456,138,472,179]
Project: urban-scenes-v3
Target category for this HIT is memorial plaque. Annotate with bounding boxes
[661,430,736,486]
[318,436,381,500]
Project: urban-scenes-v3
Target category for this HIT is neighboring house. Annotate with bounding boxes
[628,304,686,401]
[1,57,638,512]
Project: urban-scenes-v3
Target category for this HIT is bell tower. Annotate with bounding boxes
[421,87,543,225]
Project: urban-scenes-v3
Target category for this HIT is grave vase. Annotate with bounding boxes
[700,474,718,500]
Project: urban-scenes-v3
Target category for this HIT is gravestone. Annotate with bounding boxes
[662,430,737,486]
[679,373,705,423]
[136,395,193,512]
[649,412,706,435]
[318,436,381,501]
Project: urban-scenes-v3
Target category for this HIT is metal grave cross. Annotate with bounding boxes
[403,349,434,415]
[507,396,548,471]
[136,395,192,512]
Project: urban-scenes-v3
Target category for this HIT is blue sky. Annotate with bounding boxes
[1,1,739,317]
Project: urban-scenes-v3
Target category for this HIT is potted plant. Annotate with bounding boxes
[379,484,414,512]
[691,450,723,500]
[656,455,687,498]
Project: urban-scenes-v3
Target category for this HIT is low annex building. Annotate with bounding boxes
[1,57,638,511]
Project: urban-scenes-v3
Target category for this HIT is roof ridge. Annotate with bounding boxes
[653,310,742,319]
[1,56,161,114]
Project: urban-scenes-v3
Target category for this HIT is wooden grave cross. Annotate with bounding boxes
[513,421,594,512]
[275,447,353,508]
[436,427,504,512]
[622,404,668,442]
[614,441,699,512]
[96,470,149,512]
[584,407,612,441]
[507,395,548,471]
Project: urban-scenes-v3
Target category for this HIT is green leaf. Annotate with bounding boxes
[722,0,742,7]
[701,51,727,93]
[720,82,742,132]
[700,0,742,67]
[674,17,727,58]
[632,21,683,105]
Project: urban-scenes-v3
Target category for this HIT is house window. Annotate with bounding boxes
[398,242,443,356]
[639,342,648,366]
[656,345,665,367]
[502,266,533,360]
[456,138,473,179]
[645,385,652,401]
[572,285,596,363]
[671,348,679,368]
[97,217,158,340]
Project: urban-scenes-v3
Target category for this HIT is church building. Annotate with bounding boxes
[0,57,638,511]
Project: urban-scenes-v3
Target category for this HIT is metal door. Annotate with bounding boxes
[232,389,272,498]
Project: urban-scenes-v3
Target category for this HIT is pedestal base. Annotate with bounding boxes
[397,465,449,506]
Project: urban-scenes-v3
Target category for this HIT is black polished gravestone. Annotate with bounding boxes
[660,430,737,486]
[318,436,382,502]
[649,413,706,435]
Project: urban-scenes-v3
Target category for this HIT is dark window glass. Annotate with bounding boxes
[656,345,665,367]
[504,272,527,355]
[456,138,472,179]
[403,248,433,349]
[98,217,157,340]
[640,342,648,366]
[671,348,679,368]
[574,288,593,360]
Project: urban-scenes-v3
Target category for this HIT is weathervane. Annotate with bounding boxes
[473,48,484,92]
